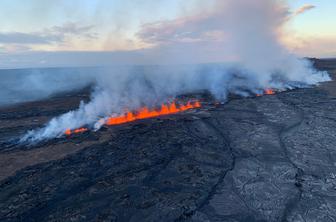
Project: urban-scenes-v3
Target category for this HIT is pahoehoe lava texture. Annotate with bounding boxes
[0,60,336,222]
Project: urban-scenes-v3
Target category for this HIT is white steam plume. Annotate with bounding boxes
[21,0,330,142]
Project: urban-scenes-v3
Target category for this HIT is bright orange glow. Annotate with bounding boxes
[194,101,201,108]
[256,89,275,97]
[264,89,275,95]
[74,128,88,134]
[65,129,71,135]
[65,127,88,136]
[106,100,201,126]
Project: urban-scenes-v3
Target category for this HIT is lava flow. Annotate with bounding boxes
[64,100,201,136]
[257,88,275,96]
[106,100,201,126]
[65,127,88,136]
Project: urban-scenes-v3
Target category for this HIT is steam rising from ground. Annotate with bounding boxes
[21,0,330,142]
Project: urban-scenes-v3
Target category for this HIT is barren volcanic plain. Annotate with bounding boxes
[1,59,336,222]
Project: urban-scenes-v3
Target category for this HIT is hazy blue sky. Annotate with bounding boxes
[0,0,334,68]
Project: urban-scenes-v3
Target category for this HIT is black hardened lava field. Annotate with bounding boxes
[1,59,336,222]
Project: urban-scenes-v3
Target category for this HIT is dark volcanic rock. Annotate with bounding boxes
[0,61,336,222]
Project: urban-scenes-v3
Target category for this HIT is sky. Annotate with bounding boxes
[0,0,334,68]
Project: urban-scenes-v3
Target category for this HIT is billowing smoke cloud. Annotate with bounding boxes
[21,0,330,142]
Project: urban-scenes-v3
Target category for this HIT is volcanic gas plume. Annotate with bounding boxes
[20,0,330,143]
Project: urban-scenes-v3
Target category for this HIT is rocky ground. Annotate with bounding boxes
[0,60,336,222]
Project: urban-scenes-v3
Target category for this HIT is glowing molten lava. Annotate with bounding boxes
[65,127,88,136]
[264,89,275,95]
[257,88,275,96]
[106,100,201,126]
[64,100,201,136]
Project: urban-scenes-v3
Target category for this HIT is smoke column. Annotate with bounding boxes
[21,0,330,142]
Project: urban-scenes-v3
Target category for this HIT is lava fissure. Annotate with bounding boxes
[64,89,276,136]
[65,100,201,136]
[65,128,88,136]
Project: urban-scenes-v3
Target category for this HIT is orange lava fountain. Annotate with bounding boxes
[64,100,201,136]
[106,100,201,126]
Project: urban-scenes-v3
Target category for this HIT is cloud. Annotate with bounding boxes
[135,0,291,66]
[47,22,96,39]
[137,16,216,44]
[137,10,234,45]
[294,4,316,16]
[137,0,289,45]
[0,32,59,44]
[0,22,96,46]
[287,35,336,58]
[0,44,32,53]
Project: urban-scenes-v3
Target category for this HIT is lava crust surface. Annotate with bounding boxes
[0,61,336,222]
